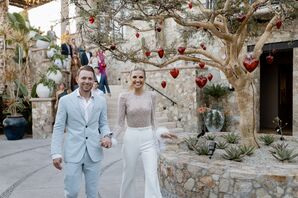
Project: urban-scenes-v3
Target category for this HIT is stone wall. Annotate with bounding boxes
[0,1,8,94]
[30,98,55,139]
[159,133,298,198]
[30,48,52,87]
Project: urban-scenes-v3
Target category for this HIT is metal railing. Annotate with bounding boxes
[145,83,177,106]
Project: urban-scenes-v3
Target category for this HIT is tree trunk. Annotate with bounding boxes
[235,80,259,147]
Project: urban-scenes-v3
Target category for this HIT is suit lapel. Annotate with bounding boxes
[70,92,87,123]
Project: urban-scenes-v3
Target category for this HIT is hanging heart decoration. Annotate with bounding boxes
[170,68,180,79]
[161,81,167,88]
[195,76,208,88]
[207,73,213,81]
[243,55,259,73]
[157,48,164,58]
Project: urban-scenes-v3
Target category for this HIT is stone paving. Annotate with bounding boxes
[0,135,145,198]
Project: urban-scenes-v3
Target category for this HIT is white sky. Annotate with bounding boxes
[8,0,77,44]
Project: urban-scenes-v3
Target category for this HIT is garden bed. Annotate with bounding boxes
[158,132,298,198]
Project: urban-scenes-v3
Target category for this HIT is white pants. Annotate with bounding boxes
[120,126,162,198]
[64,150,101,198]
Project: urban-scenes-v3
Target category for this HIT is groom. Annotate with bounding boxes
[51,65,112,198]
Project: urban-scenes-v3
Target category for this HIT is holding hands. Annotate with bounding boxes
[160,132,177,139]
[101,137,112,148]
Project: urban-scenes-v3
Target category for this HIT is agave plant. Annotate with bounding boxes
[184,137,198,151]
[259,135,275,146]
[216,141,229,149]
[193,142,209,156]
[270,143,298,162]
[204,134,216,141]
[223,132,240,144]
[239,144,255,156]
[222,146,245,162]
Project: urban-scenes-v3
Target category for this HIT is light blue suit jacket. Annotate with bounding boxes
[51,91,110,163]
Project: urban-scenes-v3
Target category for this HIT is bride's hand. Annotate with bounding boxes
[160,132,177,139]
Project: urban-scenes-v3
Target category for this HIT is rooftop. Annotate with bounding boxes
[10,0,53,9]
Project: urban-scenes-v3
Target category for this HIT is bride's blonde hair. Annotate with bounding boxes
[129,66,146,90]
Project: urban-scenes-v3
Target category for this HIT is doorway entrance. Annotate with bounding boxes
[259,49,293,135]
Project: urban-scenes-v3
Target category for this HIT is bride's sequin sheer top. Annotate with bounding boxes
[116,91,156,133]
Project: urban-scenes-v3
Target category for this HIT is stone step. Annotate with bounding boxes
[107,111,166,118]
[157,116,168,123]
[108,116,169,126]
[171,128,185,133]
[158,122,177,129]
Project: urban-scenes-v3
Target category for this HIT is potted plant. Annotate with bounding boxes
[0,12,34,140]
[52,53,65,69]
[35,34,51,49]
[2,82,30,140]
[47,46,57,59]
[46,64,63,84]
[36,74,56,98]
[202,84,230,132]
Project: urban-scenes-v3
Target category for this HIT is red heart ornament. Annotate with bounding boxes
[243,56,259,73]
[170,68,179,79]
[178,47,186,55]
[89,16,95,24]
[161,81,167,88]
[237,14,246,22]
[157,48,164,58]
[145,51,151,57]
[266,55,274,64]
[135,32,140,38]
[276,19,282,29]
[199,62,205,69]
[188,2,193,9]
[200,43,206,50]
[110,44,116,50]
[195,76,208,88]
[207,73,213,81]
[156,27,162,32]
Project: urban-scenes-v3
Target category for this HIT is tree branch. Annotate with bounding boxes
[171,13,233,42]
[253,15,279,59]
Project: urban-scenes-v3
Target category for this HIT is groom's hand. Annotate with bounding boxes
[53,158,63,170]
[101,137,112,148]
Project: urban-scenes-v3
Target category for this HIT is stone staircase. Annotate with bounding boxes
[106,85,184,141]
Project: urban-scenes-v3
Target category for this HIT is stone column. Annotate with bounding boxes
[293,47,298,137]
[30,98,56,139]
[0,0,8,94]
[61,0,70,34]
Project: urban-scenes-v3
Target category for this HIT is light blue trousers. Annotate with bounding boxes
[64,151,101,198]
